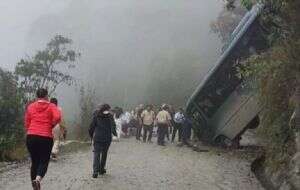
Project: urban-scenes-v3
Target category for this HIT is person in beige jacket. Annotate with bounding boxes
[141,105,155,142]
[156,104,172,146]
[50,98,66,159]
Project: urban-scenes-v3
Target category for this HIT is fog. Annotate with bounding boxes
[0,0,224,121]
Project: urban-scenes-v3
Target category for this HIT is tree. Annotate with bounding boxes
[239,0,300,169]
[211,1,247,44]
[76,85,98,140]
[0,68,23,160]
[15,35,80,101]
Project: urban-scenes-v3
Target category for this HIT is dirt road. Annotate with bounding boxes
[0,138,263,190]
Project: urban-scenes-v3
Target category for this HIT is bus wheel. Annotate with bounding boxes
[247,116,260,129]
[214,135,232,148]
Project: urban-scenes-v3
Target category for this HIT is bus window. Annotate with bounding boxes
[196,62,242,118]
[190,108,206,128]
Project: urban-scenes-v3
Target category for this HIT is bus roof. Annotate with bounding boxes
[185,4,263,112]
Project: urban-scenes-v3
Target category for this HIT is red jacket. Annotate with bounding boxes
[25,99,61,138]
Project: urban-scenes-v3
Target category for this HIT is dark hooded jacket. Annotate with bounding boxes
[89,111,117,142]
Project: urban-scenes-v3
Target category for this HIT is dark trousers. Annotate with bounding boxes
[26,135,53,181]
[182,126,192,145]
[93,141,111,174]
[136,126,142,140]
[172,123,182,142]
[143,124,153,142]
[157,123,168,145]
[166,127,170,141]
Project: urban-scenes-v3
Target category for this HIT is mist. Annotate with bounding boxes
[0,0,224,121]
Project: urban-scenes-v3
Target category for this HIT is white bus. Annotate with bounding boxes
[186,4,266,146]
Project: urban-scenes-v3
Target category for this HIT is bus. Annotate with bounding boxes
[185,4,266,146]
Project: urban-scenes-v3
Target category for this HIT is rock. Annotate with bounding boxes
[279,181,292,190]
[289,152,300,189]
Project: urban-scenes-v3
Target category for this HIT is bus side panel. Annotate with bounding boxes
[208,89,249,133]
[218,96,261,140]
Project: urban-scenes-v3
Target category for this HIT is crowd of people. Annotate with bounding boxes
[111,104,193,147]
[23,88,194,189]
[88,103,193,178]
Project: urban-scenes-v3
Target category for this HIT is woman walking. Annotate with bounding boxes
[89,104,117,178]
[25,88,61,190]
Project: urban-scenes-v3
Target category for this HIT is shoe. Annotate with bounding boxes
[51,153,57,159]
[32,180,40,190]
[92,173,98,178]
[99,169,106,175]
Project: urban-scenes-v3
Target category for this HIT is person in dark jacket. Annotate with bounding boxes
[181,116,193,147]
[89,104,117,178]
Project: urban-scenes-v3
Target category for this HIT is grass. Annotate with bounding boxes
[0,143,28,162]
[6,144,28,161]
[58,140,91,155]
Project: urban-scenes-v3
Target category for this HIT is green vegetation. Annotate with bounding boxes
[15,35,80,101]
[0,69,24,160]
[239,0,300,169]
[210,1,246,43]
[73,86,97,141]
[0,35,80,161]
[212,0,299,169]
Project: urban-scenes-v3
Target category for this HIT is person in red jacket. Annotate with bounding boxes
[25,88,61,190]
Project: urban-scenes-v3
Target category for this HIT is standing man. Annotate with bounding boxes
[141,105,155,143]
[167,105,175,141]
[135,104,144,141]
[156,104,172,146]
[172,108,185,143]
[182,116,193,147]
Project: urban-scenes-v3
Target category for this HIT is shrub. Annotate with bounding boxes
[0,68,24,161]
[239,0,300,169]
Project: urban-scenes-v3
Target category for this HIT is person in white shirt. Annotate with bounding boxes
[172,108,185,143]
[113,107,124,140]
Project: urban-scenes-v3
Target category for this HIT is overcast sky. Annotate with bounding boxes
[0,0,71,70]
[0,0,225,120]
[0,0,223,70]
